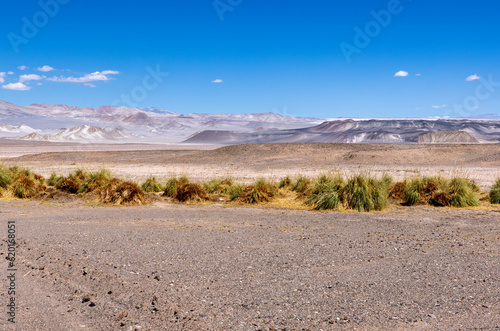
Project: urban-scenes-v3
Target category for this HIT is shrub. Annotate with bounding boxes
[141,176,163,192]
[490,178,500,204]
[342,175,388,212]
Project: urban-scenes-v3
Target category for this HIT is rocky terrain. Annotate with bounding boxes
[0,200,498,330]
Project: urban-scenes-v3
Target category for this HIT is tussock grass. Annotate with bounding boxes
[203,177,234,194]
[239,178,277,204]
[292,175,311,194]
[278,176,292,189]
[0,165,46,199]
[163,176,190,198]
[448,178,480,207]
[175,183,209,202]
[342,175,388,212]
[78,169,112,193]
[490,178,500,204]
[307,174,344,210]
[97,178,147,206]
[141,176,163,192]
[393,176,480,208]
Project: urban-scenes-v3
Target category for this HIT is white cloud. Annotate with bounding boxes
[415,73,421,76]
[432,104,447,109]
[19,74,43,83]
[0,72,6,83]
[37,65,55,72]
[7,71,14,75]
[48,70,120,84]
[394,70,409,77]
[2,82,31,91]
[466,74,480,81]
[211,79,223,83]
[18,65,28,70]
[84,83,97,88]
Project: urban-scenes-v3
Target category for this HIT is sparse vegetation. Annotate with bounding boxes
[0,165,494,211]
[490,178,500,204]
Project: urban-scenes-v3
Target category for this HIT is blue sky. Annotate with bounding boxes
[1,0,499,118]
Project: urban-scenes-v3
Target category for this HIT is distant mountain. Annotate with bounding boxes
[0,100,321,143]
[184,119,500,144]
[20,125,134,142]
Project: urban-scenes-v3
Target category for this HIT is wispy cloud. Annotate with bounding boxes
[18,65,28,71]
[7,71,14,75]
[211,79,223,83]
[415,73,421,76]
[466,74,480,81]
[394,70,409,77]
[0,72,6,83]
[48,70,120,84]
[432,104,447,109]
[37,65,55,72]
[19,74,43,83]
[2,82,31,91]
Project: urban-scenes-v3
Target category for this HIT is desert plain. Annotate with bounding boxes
[0,140,499,330]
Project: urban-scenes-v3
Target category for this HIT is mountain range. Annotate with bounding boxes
[1,100,500,144]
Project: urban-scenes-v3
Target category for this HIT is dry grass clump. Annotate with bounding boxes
[392,176,480,207]
[141,176,163,192]
[238,178,277,204]
[175,183,209,202]
[490,178,500,204]
[0,165,46,199]
[291,175,312,198]
[97,178,147,206]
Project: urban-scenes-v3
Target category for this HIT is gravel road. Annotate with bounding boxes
[0,200,498,330]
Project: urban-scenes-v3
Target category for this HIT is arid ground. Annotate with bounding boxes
[0,141,499,330]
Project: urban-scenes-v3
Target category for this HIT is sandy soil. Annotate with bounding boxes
[0,200,498,330]
[2,142,500,189]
